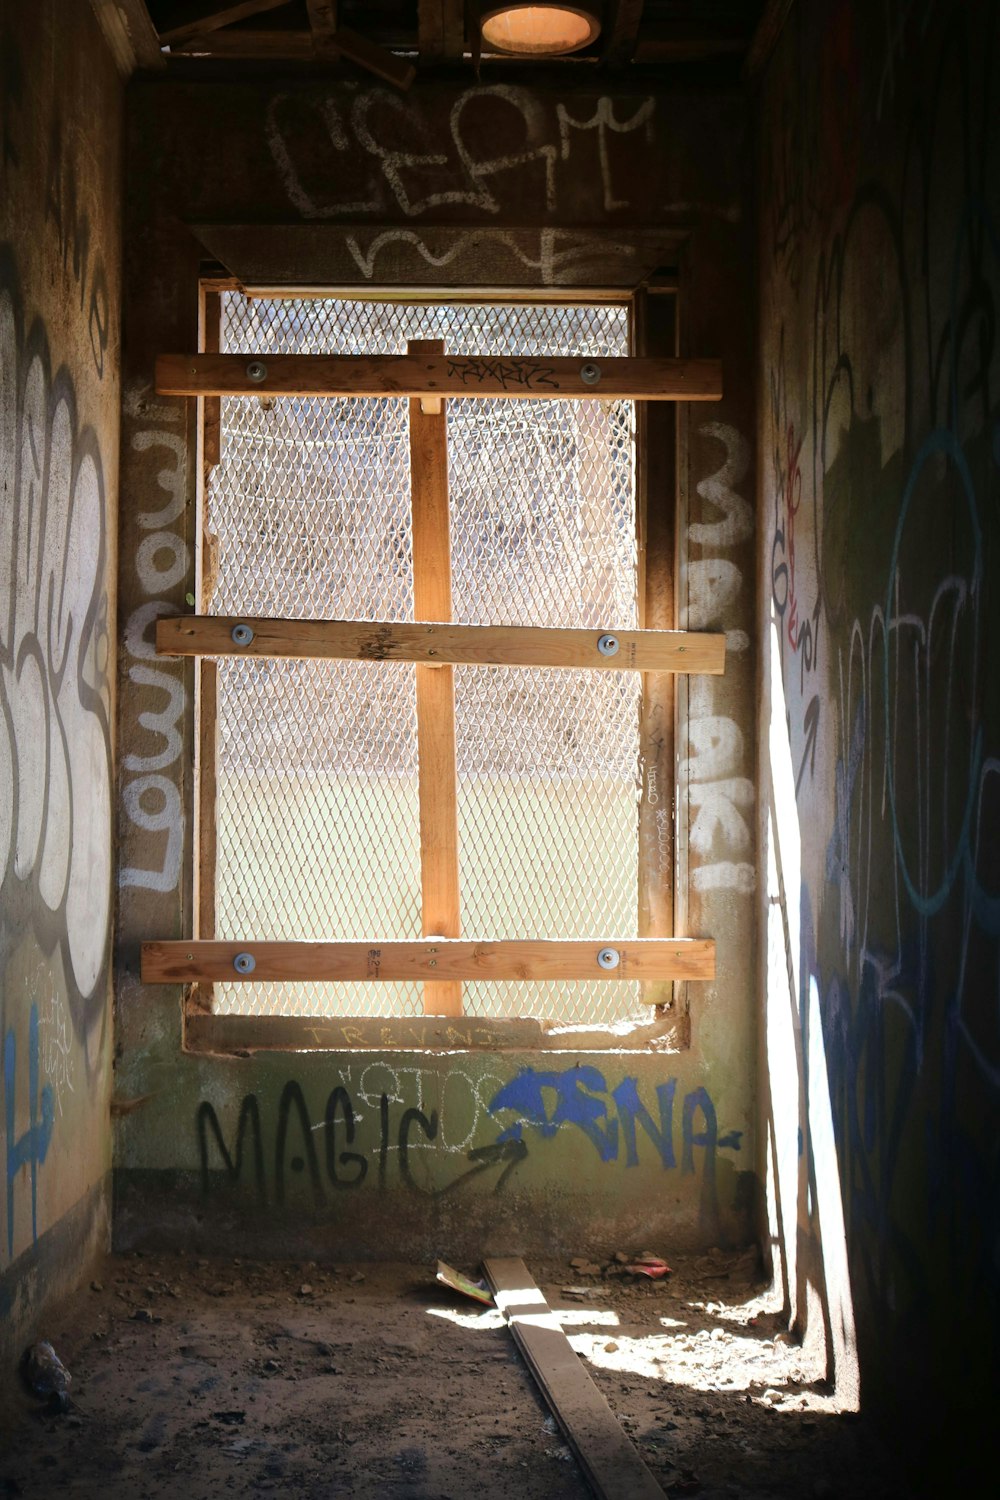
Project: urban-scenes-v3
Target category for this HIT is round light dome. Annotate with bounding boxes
[480,4,601,57]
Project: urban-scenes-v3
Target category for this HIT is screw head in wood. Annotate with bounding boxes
[231,623,255,646]
[597,947,620,970]
[597,633,619,657]
[580,363,601,386]
[233,951,256,974]
[246,360,267,384]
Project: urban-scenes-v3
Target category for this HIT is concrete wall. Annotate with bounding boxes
[756,0,999,1467]
[114,71,759,1260]
[0,0,120,1364]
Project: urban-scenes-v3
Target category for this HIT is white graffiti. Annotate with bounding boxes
[0,266,113,999]
[684,423,756,895]
[556,96,655,213]
[119,392,188,893]
[334,1062,505,1155]
[345,226,637,286]
[267,84,654,221]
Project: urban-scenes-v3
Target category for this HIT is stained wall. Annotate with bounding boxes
[0,0,121,1364]
[114,72,759,1259]
[756,0,999,1465]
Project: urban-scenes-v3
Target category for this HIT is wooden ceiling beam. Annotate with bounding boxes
[89,0,165,73]
[603,0,645,67]
[632,20,750,64]
[159,0,292,48]
[417,0,445,61]
[305,0,337,46]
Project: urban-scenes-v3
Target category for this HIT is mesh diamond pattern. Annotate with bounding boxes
[208,293,641,1023]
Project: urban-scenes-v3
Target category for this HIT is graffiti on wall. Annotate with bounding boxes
[0,244,113,1025]
[196,1065,743,1216]
[684,421,756,895]
[762,0,1000,1358]
[118,392,188,893]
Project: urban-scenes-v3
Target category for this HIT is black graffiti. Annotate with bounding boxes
[197,1086,533,1206]
[445,357,558,391]
[43,118,110,380]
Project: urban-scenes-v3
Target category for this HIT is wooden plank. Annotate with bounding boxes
[170,28,316,58]
[156,353,723,402]
[418,0,445,61]
[142,938,716,984]
[743,0,797,80]
[197,661,219,940]
[335,25,416,91]
[190,222,687,294]
[484,1259,668,1500]
[159,0,291,47]
[409,338,461,1019]
[633,21,749,64]
[442,0,465,59]
[603,0,645,66]
[306,0,337,44]
[636,290,679,1011]
[185,1012,680,1053]
[156,615,726,674]
[89,0,165,72]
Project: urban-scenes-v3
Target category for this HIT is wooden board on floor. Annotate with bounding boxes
[483,1258,668,1500]
[155,353,723,402]
[156,615,727,674]
[141,937,716,985]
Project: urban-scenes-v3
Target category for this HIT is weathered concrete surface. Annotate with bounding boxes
[755,0,1000,1475]
[115,73,757,1260]
[0,0,121,1364]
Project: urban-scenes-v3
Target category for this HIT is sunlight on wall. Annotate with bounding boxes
[763,619,860,1410]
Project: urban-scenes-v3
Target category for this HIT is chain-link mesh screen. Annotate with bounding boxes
[206,294,641,1023]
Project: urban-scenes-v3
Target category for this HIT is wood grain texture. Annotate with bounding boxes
[484,1259,668,1500]
[637,289,679,1008]
[89,0,165,71]
[185,1012,681,1053]
[156,353,723,401]
[143,938,716,984]
[197,660,218,941]
[159,0,290,46]
[410,338,461,1018]
[156,616,727,674]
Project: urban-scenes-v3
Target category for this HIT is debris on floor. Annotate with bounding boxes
[0,1250,907,1500]
[435,1259,494,1305]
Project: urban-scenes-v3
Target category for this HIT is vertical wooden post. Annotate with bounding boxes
[409,338,462,1017]
[636,289,678,1013]
[196,289,222,950]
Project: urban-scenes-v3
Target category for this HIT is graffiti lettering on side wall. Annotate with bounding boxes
[4,1005,55,1257]
[0,245,113,1026]
[195,1066,742,1212]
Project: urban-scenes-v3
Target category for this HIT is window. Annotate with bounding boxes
[197,293,646,1028]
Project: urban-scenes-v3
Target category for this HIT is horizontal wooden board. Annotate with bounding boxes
[157,615,727,674]
[484,1258,667,1500]
[156,352,723,401]
[190,223,688,293]
[144,938,716,984]
[184,1013,677,1053]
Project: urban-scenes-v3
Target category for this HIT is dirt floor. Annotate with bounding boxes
[1,1248,908,1499]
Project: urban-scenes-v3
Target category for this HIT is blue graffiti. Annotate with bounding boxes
[487,1066,742,1171]
[4,1004,55,1257]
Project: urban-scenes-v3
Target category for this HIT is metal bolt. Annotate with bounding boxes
[231,623,254,646]
[233,951,256,974]
[597,633,619,657]
[580,362,601,387]
[597,946,620,970]
[246,360,267,384]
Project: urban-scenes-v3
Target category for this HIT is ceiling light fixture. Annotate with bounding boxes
[479,3,602,57]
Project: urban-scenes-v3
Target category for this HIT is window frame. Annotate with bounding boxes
[183,278,688,1055]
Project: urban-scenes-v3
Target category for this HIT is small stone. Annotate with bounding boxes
[710,1327,726,1342]
[603,1340,619,1353]
[349,1272,365,1284]
[90,1281,103,1293]
[298,1284,314,1297]
[613,1251,629,1264]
